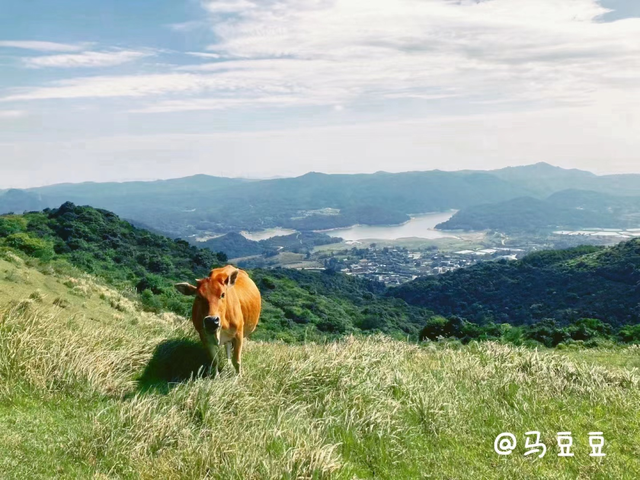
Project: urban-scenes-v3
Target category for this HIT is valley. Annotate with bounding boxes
[4,163,639,288]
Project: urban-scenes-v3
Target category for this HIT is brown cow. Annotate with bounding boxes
[175,265,261,376]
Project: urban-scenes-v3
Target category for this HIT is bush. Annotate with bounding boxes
[619,324,640,343]
[136,274,166,295]
[523,319,570,348]
[500,324,524,346]
[3,233,54,260]
[0,216,27,236]
[566,318,612,341]
[140,289,163,313]
[316,316,349,334]
[419,316,465,341]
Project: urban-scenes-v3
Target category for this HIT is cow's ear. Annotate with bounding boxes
[175,283,197,296]
[227,269,240,287]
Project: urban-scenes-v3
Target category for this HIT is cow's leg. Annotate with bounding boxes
[226,343,232,366]
[205,343,220,377]
[216,343,231,374]
[232,336,243,376]
[216,345,228,374]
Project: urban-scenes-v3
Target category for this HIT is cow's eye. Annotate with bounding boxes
[221,293,225,299]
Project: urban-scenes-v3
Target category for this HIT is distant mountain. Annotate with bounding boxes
[0,189,47,214]
[438,189,640,232]
[389,240,640,327]
[0,170,525,236]
[490,162,598,197]
[2,164,640,237]
[491,162,640,197]
[30,174,248,198]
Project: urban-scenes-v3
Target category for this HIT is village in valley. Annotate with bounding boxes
[319,242,527,285]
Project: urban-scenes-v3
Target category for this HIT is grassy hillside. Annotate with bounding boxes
[1,254,639,479]
[390,240,640,328]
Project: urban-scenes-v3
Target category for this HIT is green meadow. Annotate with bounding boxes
[1,255,639,479]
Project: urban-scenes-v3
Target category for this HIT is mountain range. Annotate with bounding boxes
[2,163,640,237]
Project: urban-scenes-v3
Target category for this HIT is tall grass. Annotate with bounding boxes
[1,263,640,478]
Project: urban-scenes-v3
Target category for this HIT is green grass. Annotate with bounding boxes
[1,259,640,479]
[560,347,640,370]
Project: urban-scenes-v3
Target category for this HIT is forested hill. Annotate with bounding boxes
[389,240,640,327]
[0,203,433,341]
[437,190,640,232]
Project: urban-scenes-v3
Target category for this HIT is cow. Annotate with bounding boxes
[175,265,261,376]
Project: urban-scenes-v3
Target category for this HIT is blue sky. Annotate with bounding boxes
[1,0,639,187]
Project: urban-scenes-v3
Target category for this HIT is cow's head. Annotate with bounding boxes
[175,266,239,348]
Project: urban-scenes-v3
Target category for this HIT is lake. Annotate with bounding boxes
[322,211,458,241]
[241,227,298,241]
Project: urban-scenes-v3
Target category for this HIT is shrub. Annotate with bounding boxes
[3,233,54,261]
[566,318,612,341]
[0,216,27,236]
[619,324,640,343]
[419,315,466,341]
[523,318,570,348]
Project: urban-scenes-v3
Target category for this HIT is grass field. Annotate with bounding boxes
[1,254,640,479]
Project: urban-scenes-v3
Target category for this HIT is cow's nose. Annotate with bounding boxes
[204,316,220,332]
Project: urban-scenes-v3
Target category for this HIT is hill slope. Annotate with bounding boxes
[390,241,640,327]
[438,189,640,232]
[0,204,432,340]
[1,257,639,478]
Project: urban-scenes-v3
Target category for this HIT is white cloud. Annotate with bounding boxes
[0,40,85,52]
[203,1,256,14]
[0,110,27,118]
[186,52,222,59]
[23,50,151,69]
[130,95,330,113]
[3,0,640,184]
[2,73,253,101]
[3,0,639,116]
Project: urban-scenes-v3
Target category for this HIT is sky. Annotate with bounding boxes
[0,0,639,188]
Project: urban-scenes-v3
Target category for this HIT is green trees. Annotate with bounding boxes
[417,316,633,347]
[392,240,640,328]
